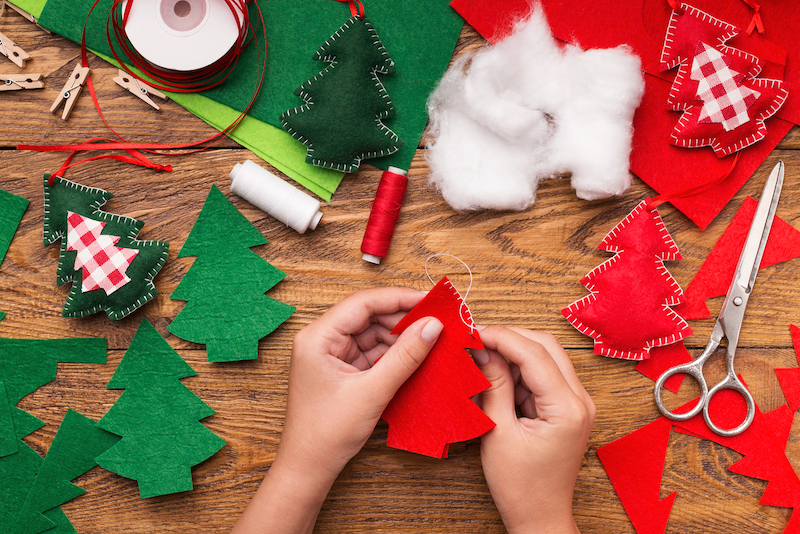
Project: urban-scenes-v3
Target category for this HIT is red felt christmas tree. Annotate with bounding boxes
[562,199,692,360]
[382,276,495,458]
[660,3,788,157]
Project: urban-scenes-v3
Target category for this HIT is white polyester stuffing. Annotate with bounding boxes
[425,6,645,211]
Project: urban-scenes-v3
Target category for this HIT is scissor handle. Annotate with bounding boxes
[702,366,756,437]
[654,357,708,422]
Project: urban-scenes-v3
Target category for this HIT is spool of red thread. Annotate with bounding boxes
[361,167,409,264]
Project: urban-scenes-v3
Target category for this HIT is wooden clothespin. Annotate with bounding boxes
[0,30,31,68]
[4,3,52,33]
[1,72,43,91]
[50,62,89,120]
[113,69,166,110]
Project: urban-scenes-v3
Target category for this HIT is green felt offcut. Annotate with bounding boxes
[35,0,464,175]
[168,185,295,363]
[281,16,402,172]
[97,319,226,498]
[43,176,169,321]
[0,381,18,458]
[0,189,29,270]
[12,409,120,534]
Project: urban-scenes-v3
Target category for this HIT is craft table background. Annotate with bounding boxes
[2,8,800,534]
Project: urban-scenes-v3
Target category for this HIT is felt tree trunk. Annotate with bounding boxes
[42,176,169,321]
[167,185,295,362]
[562,199,692,360]
[280,15,403,173]
[382,276,495,458]
[96,319,225,498]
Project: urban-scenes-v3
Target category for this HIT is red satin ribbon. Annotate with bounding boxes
[740,0,765,35]
[335,0,364,19]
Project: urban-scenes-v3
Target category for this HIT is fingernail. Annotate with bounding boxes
[475,324,486,331]
[421,318,444,344]
[472,349,489,366]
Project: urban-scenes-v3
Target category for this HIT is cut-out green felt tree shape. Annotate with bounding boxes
[168,185,295,363]
[97,319,225,498]
[0,188,29,271]
[0,332,106,532]
[280,15,403,173]
[42,175,169,321]
[11,409,120,534]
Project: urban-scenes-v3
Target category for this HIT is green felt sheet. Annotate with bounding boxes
[168,185,295,362]
[12,409,120,534]
[43,176,169,321]
[34,0,464,176]
[0,381,18,458]
[97,319,226,498]
[0,189,29,270]
[281,16,403,173]
[0,442,46,531]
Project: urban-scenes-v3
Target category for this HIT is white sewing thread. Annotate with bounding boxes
[229,160,323,234]
[424,253,475,333]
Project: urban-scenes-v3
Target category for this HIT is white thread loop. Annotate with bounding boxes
[424,253,475,333]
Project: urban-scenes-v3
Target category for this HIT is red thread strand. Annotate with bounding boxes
[361,168,408,260]
[646,152,740,211]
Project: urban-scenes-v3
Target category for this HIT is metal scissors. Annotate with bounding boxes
[654,161,785,437]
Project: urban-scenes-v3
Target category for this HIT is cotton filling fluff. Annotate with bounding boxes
[426,6,645,211]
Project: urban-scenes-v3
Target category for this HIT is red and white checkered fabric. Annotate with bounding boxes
[690,42,760,132]
[66,212,138,296]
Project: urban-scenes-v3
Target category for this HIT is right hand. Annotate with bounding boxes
[473,326,596,534]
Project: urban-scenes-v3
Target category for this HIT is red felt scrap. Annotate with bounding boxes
[597,417,677,534]
[448,0,531,44]
[452,0,798,228]
[675,196,800,320]
[381,276,495,458]
[563,199,692,360]
[635,341,693,392]
[774,325,800,413]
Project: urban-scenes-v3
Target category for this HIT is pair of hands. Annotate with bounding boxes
[232,287,595,534]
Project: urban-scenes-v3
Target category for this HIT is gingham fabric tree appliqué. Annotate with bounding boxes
[66,212,138,295]
[562,199,693,361]
[660,3,788,156]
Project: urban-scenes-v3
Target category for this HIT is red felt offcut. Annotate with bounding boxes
[382,276,495,458]
[451,0,798,229]
[775,325,800,413]
[597,417,677,534]
[562,199,692,360]
[675,196,800,320]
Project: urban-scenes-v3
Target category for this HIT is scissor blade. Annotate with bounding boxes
[734,161,784,293]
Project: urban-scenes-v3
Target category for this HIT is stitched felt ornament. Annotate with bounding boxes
[279,13,403,173]
[42,176,169,321]
[562,199,692,360]
[168,185,295,363]
[96,319,226,499]
[660,3,788,157]
[381,276,495,458]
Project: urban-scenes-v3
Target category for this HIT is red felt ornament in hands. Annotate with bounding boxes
[382,276,495,458]
[562,199,692,360]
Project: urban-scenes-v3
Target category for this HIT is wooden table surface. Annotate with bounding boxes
[2,7,800,533]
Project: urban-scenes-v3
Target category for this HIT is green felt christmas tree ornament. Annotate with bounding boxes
[168,185,295,363]
[97,319,226,499]
[280,14,403,173]
[42,175,169,321]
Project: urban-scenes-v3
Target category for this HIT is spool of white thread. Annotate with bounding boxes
[229,160,323,234]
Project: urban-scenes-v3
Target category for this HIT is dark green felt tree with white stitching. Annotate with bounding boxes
[280,15,403,173]
[42,175,169,321]
[168,185,295,363]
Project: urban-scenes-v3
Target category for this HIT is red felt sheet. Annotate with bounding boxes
[381,276,495,458]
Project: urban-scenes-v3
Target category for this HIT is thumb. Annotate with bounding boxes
[474,349,516,427]
[369,317,443,395]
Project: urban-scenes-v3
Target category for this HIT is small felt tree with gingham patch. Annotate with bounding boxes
[562,199,692,361]
[279,15,403,173]
[42,175,169,321]
[660,3,788,157]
